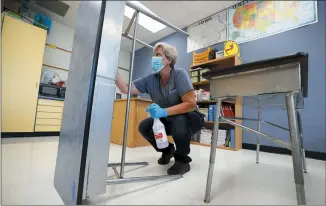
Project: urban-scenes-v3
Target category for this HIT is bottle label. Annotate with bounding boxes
[154,132,163,139]
[154,132,166,144]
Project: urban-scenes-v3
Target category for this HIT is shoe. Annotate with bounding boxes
[158,146,175,165]
[167,162,190,175]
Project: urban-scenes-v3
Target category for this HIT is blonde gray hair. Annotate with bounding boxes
[153,42,178,66]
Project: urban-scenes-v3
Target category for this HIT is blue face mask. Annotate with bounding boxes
[152,56,164,72]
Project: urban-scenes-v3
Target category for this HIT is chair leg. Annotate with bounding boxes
[296,109,308,173]
[286,94,306,205]
[204,99,222,204]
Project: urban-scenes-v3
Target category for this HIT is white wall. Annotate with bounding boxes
[46,21,75,50]
[41,21,74,84]
[116,49,131,99]
[118,50,131,71]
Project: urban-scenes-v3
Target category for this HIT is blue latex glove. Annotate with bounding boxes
[146,103,160,111]
[146,103,168,119]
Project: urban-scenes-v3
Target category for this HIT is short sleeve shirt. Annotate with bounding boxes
[133,68,194,108]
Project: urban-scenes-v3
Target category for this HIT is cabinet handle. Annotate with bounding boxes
[36,81,38,88]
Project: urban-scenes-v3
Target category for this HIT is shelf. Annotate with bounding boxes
[197,100,217,104]
[191,141,235,151]
[42,64,69,71]
[192,80,209,86]
[190,55,241,70]
[204,121,235,130]
[46,43,72,53]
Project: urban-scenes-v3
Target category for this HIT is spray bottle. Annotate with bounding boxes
[152,118,169,149]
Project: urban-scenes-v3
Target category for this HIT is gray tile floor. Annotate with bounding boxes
[1,137,325,205]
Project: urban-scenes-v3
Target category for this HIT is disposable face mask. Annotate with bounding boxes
[152,56,164,72]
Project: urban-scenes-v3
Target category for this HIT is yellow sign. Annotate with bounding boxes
[223,40,240,57]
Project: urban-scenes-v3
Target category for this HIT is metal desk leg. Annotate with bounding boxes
[296,109,307,173]
[204,99,222,204]
[256,103,261,164]
[286,94,306,205]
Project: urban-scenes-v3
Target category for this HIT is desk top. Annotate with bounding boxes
[203,52,309,97]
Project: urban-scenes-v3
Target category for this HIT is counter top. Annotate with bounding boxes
[114,97,152,103]
[38,96,150,103]
[39,95,65,101]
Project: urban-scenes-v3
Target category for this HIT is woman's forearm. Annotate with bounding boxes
[116,72,140,95]
[116,72,128,94]
[166,102,196,116]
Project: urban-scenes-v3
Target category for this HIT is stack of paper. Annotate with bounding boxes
[200,129,227,146]
[200,129,212,144]
[217,130,227,146]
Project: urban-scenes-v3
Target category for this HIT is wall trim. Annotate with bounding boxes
[242,143,326,161]
[1,132,60,138]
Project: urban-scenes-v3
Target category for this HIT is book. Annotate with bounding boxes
[227,106,232,117]
[229,106,235,117]
[222,105,229,117]
[224,130,231,147]
[208,105,214,121]
[230,129,235,148]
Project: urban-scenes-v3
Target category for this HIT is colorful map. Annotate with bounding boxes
[227,1,318,44]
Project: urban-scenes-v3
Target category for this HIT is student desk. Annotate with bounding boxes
[202,53,309,205]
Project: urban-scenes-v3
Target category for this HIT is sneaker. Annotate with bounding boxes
[158,146,175,165]
[167,162,190,175]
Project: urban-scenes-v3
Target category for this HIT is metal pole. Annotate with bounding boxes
[256,101,261,164]
[126,1,189,36]
[223,117,289,131]
[108,162,148,168]
[221,117,292,150]
[112,167,120,178]
[204,99,222,203]
[296,109,307,173]
[107,174,181,185]
[286,93,306,205]
[124,11,137,35]
[120,11,139,178]
[122,33,153,49]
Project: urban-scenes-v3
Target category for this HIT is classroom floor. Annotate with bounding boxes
[1,136,325,205]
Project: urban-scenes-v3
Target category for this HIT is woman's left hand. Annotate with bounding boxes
[146,103,168,119]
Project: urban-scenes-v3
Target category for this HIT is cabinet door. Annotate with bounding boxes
[1,16,47,132]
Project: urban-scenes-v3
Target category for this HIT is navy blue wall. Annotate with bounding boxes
[133,1,326,152]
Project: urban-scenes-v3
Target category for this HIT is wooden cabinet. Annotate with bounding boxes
[35,98,64,132]
[110,98,176,148]
[1,16,47,132]
[110,98,152,147]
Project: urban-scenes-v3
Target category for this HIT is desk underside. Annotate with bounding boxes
[208,62,304,109]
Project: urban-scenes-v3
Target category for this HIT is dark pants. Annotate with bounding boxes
[138,111,204,163]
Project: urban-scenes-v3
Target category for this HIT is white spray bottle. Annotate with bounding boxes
[152,118,169,149]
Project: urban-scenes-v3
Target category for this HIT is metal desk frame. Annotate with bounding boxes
[203,61,309,205]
